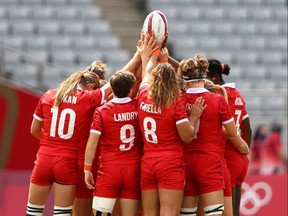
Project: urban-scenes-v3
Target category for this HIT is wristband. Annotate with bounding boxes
[160,59,169,63]
[150,49,160,57]
[84,163,92,172]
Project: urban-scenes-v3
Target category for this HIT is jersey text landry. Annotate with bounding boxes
[114,111,138,121]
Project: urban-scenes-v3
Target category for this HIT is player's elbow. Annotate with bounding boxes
[177,123,195,144]
[30,128,40,139]
[182,137,193,144]
[180,131,195,144]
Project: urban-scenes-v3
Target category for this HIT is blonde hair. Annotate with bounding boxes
[150,63,180,111]
[99,79,107,87]
[204,79,228,102]
[204,79,217,93]
[178,54,209,81]
[85,60,107,80]
[53,71,99,107]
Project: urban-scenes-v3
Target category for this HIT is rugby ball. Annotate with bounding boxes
[142,10,168,41]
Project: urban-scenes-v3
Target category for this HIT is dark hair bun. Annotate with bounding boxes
[208,58,231,76]
[222,64,230,76]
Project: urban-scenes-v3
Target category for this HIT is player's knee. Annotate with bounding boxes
[204,204,224,216]
[26,202,45,216]
[53,205,72,216]
[93,196,116,215]
[180,207,197,216]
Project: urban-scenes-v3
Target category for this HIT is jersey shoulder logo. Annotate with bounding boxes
[235,97,244,106]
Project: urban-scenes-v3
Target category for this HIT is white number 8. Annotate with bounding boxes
[143,117,158,144]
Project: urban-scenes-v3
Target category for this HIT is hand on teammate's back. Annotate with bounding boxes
[188,96,207,119]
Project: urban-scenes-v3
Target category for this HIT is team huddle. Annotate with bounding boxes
[25,11,252,216]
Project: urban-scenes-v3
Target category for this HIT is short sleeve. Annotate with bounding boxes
[90,108,103,134]
[33,93,46,121]
[218,95,233,123]
[174,95,188,123]
[89,89,104,109]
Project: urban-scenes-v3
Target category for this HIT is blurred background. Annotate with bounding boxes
[0,0,287,215]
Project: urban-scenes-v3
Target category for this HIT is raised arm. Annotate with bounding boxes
[137,35,158,84]
[100,50,142,100]
[121,51,142,74]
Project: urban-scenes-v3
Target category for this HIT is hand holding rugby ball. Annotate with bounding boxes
[142,10,168,41]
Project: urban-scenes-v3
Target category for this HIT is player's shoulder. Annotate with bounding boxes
[130,98,138,105]
[40,89,57,103]
[83,88,102,98]
[97,102,109,111]
[44,88,57,96]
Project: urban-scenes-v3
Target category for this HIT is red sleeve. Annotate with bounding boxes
[91,108,104,133]
[88,89,104,109]
[137,84,149,100]
[174,95,188,122]
[218,95,233,123]
[34,90,53,120]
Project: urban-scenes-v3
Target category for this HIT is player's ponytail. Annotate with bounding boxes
[221,63,230,76]
[208,58,230,76]
[53,71,99,107]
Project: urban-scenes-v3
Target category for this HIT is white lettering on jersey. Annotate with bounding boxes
[139,102,161,114]
[235,97,243,106]
[114,111,138,121]
[63,95,77,104]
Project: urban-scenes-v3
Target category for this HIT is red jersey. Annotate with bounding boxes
[222,83,249,156]
[90,97,141,165]
[33,87,104,158]
[137,84,188,158]
[183,88,234,157]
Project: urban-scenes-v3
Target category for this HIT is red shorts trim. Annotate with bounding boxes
[184,153,225,196]
[31,153,77,185]
[141,155,185,191]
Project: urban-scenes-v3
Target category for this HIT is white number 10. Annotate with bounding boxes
[50,107,76,139]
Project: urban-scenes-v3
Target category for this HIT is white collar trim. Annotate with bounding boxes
[186,87,209,93]
[110,97,132,104]
[222,83,236,89]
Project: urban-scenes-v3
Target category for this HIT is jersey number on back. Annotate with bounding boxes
[119,124,135,151]
[143,117,158,144]
[50,107,76,139]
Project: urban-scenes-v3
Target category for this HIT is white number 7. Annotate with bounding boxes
[234,109,242,130]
